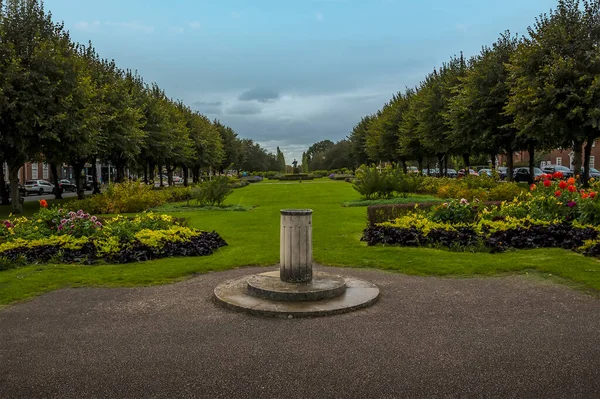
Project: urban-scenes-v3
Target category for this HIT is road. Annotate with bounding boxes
[22,190,93,203]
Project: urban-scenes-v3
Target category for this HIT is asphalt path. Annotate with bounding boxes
[1,266,599,398]
[22,190,93,202]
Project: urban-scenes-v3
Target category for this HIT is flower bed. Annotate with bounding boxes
[361,174,600,258]
[0,204,227,270]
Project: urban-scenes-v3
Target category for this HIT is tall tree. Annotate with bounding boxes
[506,0,600,183]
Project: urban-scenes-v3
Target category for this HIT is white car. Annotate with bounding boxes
[24,180,55,195]
[172,176,183,183]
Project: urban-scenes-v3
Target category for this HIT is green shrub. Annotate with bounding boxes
[67,181,192,214]
[353,165,416,199]
[191,177,233,206]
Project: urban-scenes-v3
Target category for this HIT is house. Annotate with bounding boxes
[498,140,600,170]
[2,162,54,183]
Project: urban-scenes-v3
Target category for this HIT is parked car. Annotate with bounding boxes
[407,166,419,174]
[58,179,77,192]
[497,167,508,180]
[542,165,574,178]
[581,168,600,179]
[83,175,94,190]
[422,168,439,177]
[5,182,27,197]
[446,169,458,178]
[24,180,55,195]
[458,169,478,178]
[172,176,183,183]
[478,168,493,177]
[514,167,545,182]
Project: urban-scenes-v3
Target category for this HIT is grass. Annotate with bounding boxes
[1,179,599,306]
[341,194,441,207]
[153,203,254,212]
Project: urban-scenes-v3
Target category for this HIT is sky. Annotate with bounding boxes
[45,0,558,163]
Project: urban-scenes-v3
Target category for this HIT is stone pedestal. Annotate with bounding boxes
[280,209,313,283]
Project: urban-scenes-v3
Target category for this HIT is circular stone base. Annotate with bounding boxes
[247,271,346,301]
[213,269,380,318]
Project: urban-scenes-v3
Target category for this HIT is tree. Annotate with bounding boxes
[347,115,372,167]
[276,146,286,173]
[215,120,242,173]
[506,0,600,184]
[0,0,73,212]
[447,32,520,180]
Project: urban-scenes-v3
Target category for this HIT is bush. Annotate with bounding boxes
[353,165,419,199]
[69,181,192,214]
[191,177,233,206]
[278,174,314,181]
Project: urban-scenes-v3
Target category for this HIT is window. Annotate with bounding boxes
[590,156,596,169]
[556,158,562,166]
[42,163,48,179]
[31,163,38,179]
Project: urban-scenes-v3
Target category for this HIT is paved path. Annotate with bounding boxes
[1,267,599,398]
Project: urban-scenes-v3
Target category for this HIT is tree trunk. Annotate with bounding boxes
[73,163,85,200]
[193,166,200,184]
[143,164,148,185]
[528,144,535,185]
[437,154,444,177]
[166,164,174,186]
[183,166,189,187]
[462,153,470,175]
[159,164,164,187]
[572,140,583,177]
[506,149,514,182]
[490,153,496,171]
[0,161,9,206]
[8,165,23,214]
[50,163,63,199]
[91,159,101,194]
[401,160,407,174]
[444,155,448,178]
[417,157,423,174]
[583,136,594,187]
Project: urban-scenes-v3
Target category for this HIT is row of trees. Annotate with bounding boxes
[343,0,600,183]
[0,0,281,212]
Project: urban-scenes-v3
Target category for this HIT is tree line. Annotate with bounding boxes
[304,0,600,184]
[0,0,281,213]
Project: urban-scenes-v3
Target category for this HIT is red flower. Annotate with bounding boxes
[555,190,562,197]
[582,193,589,199]
[543,179,552,187]
[530,184,537,191]
[568,185,577,193]
[39,199,48,208]
[553,172,564,179]
[559,181,568,189]
[591,192,597,199]
[567,177,576,185]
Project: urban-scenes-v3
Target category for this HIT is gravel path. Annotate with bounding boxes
[1,266,598,398]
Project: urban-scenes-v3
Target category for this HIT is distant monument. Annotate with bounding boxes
[292,159,299,174]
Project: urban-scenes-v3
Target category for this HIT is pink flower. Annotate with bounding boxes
[567,201,577,208]
[90,216,97,222]
[460,198,468,205]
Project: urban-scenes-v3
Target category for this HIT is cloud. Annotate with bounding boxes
[192,100,223,115]
[231,11,241,19]
[105,21,155,34]
[226,102,262,115]
[238,88,280,103]
[189,21,201,30]
[315,12,325,22]
[74,20,100,31]
[169,26,185,34]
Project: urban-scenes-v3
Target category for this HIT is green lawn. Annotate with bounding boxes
[1,179,599,306]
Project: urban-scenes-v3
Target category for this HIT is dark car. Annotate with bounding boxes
[542,165,574,178]
[514,167,545,182]
[5,182,27,197]
[446,168,458,178]
[58,179,77,192]
[497,167,508,180]
[581,168,600,179]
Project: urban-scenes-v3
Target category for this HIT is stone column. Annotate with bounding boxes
[280,209,313,283]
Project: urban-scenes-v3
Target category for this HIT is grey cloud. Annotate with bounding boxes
[238,88,280,103]
[192,100,223,115]
[226,102,263,115]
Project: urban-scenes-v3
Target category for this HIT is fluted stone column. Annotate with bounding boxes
[280,209,313,283]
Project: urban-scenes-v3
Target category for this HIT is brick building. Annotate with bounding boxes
[2,162,55,183]
[498,140,600,170]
